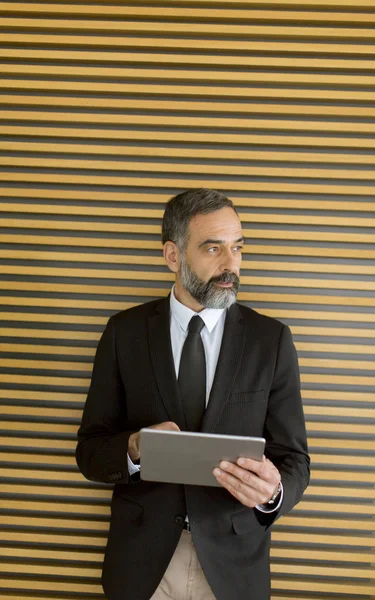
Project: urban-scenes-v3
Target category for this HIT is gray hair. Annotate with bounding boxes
[161,188,237,250]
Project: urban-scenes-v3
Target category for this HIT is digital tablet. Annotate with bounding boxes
[139,429,265,487]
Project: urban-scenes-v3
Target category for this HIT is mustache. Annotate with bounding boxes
[209,271,239,285]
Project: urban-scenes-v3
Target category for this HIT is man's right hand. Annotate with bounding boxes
[128,421,180,462]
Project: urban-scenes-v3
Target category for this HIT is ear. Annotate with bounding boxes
[163,241,180,274]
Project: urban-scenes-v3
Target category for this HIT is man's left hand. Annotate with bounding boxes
[213,455,281,508]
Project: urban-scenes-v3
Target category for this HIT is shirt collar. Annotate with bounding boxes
[170,286,225,333]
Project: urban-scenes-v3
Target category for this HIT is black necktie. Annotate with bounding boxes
[178,315,206,431]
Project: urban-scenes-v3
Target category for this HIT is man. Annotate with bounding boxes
[76,188,310,600]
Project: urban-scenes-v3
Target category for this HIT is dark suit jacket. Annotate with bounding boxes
[76,297,310,600]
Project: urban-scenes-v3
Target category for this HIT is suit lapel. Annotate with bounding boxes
[148,297,187,431]
[201,302,246,432]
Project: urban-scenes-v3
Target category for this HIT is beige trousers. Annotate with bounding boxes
[150,530,216,600]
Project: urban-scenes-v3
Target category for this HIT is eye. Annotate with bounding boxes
[208,246,219,253]
[233,245,243,253]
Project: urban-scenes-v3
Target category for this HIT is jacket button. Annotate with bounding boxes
[175,515,184,525]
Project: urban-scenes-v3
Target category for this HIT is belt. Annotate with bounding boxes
[183,521,192,533]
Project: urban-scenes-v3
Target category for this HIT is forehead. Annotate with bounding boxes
[188,207,242,244]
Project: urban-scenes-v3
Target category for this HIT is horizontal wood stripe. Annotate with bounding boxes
[0,563,100,579]
[0,483,110,498]
[295,406,375,418]
[2,52,375,72]
[1,515,109,531]
[0,312,111,325]
[310,441,375,453]
[0,343,96,356]
[4,140,375,167]
[279,513,371,532]
[271,564,372,578]
[0,439,78,451]
[0,359,91,373]
[301,392,375,403]
[270,548,375,562]
[0,375,90,387]
[296,501,375,513]
[0,328,101,340]
[292,326,375,335]
[0,548,103,562]
[273,581,374,594]
[0,405,84,418]
[4,124,375,149]
[306,421,375,434]
[2,173,375,197]
[0,390,85,402]
[4,68,375,90]
[2,206,374,230]
[1,192,374,215]
[109,0,375,6]
[0,232,163,250]
[0,468,94,482]
[271,532,373,547]
[2,33,375,53]
[0,579,102,593]
[4,112,375,135]
[0,531,106,546]
[2,4,375,23]
[300,358,375,371]
[2,80,375,102]
[296,342,375,354]
[0,458,87,472]
[4,18,375,39]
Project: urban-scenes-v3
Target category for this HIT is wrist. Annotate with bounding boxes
[266,481,282,505]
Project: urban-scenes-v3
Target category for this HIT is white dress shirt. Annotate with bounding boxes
[128,287,282,513]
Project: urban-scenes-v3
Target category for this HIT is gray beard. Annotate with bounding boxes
[179,256,240,309]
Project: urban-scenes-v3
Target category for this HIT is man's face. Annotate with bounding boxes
[178,207,243,309]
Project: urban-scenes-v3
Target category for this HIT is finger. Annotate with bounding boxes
[213,469,258,507]
[152,421,180,431]
[237,456,278,482]
[219,461,265,492]
[236,456,266,475]
[214,466,277,506]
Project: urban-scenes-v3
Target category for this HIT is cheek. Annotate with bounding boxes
[191,257,214,280]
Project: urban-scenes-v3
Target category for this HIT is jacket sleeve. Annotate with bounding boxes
[75,316,136,485]
[261,324,310,525]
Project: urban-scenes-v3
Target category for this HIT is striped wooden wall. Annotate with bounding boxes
[0,1,374,598]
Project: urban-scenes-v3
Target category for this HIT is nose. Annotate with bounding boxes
[220,248,240,273]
